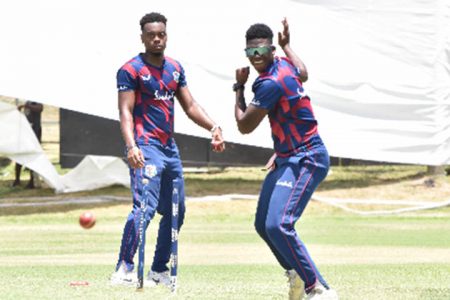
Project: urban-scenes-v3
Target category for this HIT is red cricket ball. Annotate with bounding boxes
[79,211,96,229]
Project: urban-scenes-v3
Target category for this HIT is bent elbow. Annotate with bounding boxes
[300,73,308,82]
[238,124,254,134]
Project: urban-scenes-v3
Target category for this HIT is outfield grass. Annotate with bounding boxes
[0,200,449,299]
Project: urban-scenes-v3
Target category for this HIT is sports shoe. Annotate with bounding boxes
[110,263,137,286]
[286,269,305,300]
[305,283,338,300]
[146,270,171,287]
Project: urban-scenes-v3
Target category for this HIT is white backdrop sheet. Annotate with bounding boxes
[0,101,65,192]
[60,155,130,193]
[0,102,130,192]
[1,0,449,165]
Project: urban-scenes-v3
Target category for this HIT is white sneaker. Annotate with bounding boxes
[110,263,137,286]
[305,283,338,300]
[286,269,305,300]
[146,270,171,287]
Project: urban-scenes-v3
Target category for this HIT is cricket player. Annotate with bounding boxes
[233,18,338,299]
[111,12,225,286]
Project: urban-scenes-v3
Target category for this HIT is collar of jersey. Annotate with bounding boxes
[139,53,166,69]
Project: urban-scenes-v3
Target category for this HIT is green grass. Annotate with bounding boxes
[0,201,449,299]
[1,160,450,299]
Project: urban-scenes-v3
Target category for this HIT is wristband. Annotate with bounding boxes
[126,144,138,152]
[232,83,245,92]
[210,124,221,134]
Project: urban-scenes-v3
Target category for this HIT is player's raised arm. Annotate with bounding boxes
[278,17,308,82]
[233,67,268,134]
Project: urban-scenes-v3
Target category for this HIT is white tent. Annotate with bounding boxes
[1,0,449,169]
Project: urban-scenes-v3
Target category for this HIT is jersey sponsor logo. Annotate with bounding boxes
[141,74,152,81]
[154,90,175,101]
[172,71,180,83]
[250,98,261,106]
[144,164,158,178]
[276,180,293,188]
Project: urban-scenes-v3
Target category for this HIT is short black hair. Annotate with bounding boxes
[140,12,167,30]
[246,23,273,43]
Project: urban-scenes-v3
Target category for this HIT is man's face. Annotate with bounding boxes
[141,22,167,55]
[245,38,274,73]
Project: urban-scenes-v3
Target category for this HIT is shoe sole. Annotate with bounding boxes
[145,278,171,287]
[110,278,137,287]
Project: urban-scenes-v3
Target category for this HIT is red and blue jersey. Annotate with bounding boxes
[250,57,319,157]
[117,54,187,145]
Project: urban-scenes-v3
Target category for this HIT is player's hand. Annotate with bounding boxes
[264,153,277,171]
[235,67,250,85]
[127,146,145,169]
[278,17,290,49]
[211,127,225,152]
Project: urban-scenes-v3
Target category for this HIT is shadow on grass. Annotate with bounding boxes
[0,181,130,199]
[0,201,125,216]
[0,181,131,216]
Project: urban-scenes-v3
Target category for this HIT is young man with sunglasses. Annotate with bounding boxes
[233,19,338,300]
[111,12,225,287]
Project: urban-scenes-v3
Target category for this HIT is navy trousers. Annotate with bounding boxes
[255,141,330,293]
[116,140,185,272]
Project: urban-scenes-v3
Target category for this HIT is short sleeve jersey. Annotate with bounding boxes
[250,57,318,156]
[117,54,187,145]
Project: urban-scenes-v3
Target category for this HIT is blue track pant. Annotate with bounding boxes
[255,141,329,293]
[116,141,185,272]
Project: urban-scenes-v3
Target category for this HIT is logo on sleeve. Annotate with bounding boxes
[250,98,261,106]
[173,71,180,83]
[141,74,152,81]
[118,85,128,91]
[297,87,307,98]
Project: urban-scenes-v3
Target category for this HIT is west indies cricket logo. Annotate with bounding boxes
[145,164,157,178]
